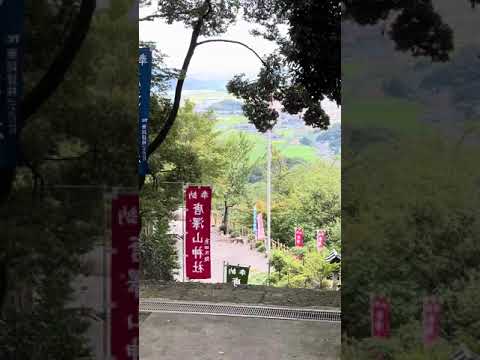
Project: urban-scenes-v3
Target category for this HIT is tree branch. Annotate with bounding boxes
[196,39,267,67]
[43,152,91,161]
[140,13,160,21]
[146,1,211,160]
[21,0,96,124]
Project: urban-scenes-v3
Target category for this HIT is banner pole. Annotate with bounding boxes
[182,183,186,282]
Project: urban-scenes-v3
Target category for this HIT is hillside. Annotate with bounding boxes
[173,89,341,163]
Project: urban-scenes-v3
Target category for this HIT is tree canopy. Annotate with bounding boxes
[343,0,480,62]
[1,3,138,358]
[141,0,341,163]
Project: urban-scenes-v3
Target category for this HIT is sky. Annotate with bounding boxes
[139,5,340,123]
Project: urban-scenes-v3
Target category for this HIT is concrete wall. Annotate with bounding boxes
[141,281,341,309]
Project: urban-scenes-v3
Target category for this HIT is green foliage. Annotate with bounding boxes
[215,133,255,205]
[234,0,340,131]
[269,160,341,249]
[144,0,241,36]
[140,230,179,281]
[342,333,455,360]
[343,105,480,348]
[420,45,480,118]
[269,249,339,289]
[2,4,138,358]
[140,100,225,280]
[248,271,268,286]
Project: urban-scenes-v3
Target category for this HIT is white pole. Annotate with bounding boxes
[266,129,272,254]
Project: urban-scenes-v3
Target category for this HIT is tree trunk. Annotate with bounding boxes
[146,2,210,159]
[222,200,229,235]
[140,2,211,189]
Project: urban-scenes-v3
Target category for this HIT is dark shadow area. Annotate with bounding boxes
[0,1,138,358]
[342,0,480,357]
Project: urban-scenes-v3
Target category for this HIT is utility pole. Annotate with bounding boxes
[266,129,272,285]
[266,129,272,254]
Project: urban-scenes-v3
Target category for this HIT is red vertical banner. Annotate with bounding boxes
[317,230,327,251]
[111,194,140,360]
[185,185,212,280]
[371,295,391,338]
[295,227,304,247]
[423,296,441,346]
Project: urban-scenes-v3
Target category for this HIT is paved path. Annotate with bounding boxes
[140,313,340,360]
[173,223,268,283]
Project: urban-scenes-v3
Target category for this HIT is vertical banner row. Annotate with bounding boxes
[295,227,304,247]
[256,213,265,241]
[371,295,391,338]
[370,295,443,347]
[138,47,152,176]
[0,0,24,169]
[423,296,441,346]
[252,205,257,240]
[111,194,140,360]
[317,230,327,251]
[185,185,212,279]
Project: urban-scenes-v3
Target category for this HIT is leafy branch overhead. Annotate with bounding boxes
[237,0,341,132]
[141,0,341,160]
[342,0,480,62]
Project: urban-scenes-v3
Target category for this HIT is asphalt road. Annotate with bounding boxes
[140,313,340,360]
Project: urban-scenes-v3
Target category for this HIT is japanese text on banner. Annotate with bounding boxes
[185,186,212,279]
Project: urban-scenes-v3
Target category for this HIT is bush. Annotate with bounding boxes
[257,244,266,253]
[248,234,255,242]
[248,272,268,285]
[140,230,179,281]
[255,240,264,248]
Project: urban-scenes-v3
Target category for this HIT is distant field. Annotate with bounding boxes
[345,96,427,134]
[216,129,317,163]
[280,144,319,162]
[181,90,237,103]
[182,89,337,162]
[216,115,247,127]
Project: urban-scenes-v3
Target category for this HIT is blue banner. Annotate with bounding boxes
[253,205,257,239]
[0,0,24,169]
[138,47,152,176]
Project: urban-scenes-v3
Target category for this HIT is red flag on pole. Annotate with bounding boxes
[317,230,327,251]
[371,295,391,338]
[185,185,212,279]
[111,193,140,360]
[295,227,304,247]
[423,296,441,346]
